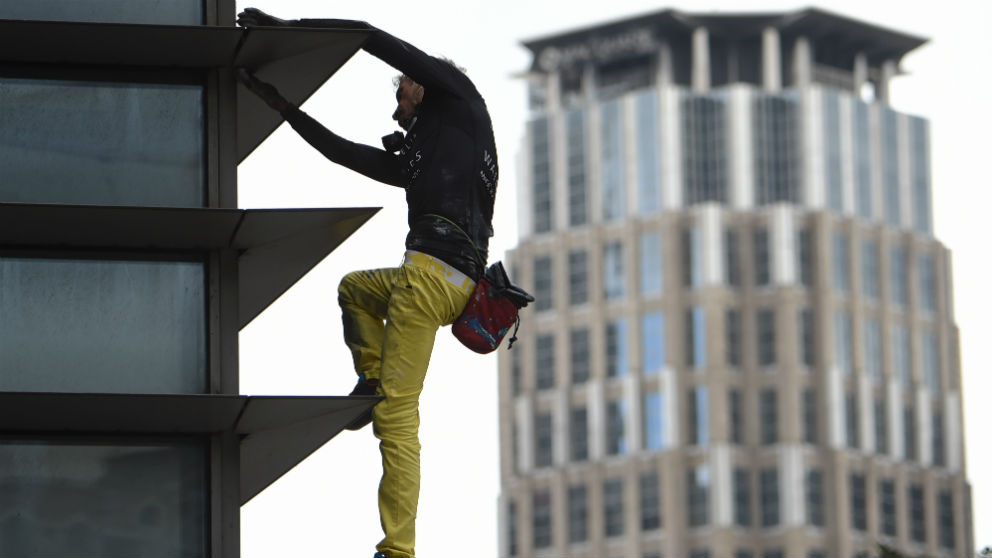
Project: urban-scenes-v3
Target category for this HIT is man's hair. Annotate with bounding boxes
[393,57,466,90]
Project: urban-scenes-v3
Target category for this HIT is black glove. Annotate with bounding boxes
[237,7,288,27]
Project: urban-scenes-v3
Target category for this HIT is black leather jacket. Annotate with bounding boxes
[279,20,497,280]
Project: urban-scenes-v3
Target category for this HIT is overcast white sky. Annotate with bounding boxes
[235,0,992,555]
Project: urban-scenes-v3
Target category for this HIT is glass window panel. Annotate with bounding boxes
[686,306,707,369]
[568,484,588,543]
[682,93,728,204]
[606,319,628,377]
[532,490,552,548]
[530,117,552,233]
[640,471,661,530]
[604,477,624,537]
[569,328,590,385]
[639,232,663,296]
[0,438,207,558]
[606,399,628,455]
[862,238,880,300]
[0,78,204,207]
[757,308,776,366]
[725,229,741,287]
[850,473,867,530]
[753,93,801,204]
[761,389,777,444]
[636,90,661,215]
[535,412,553,468]
[726,309,742,367]
[760,468,780,527]
[734,468,751,526]
[535,334,555,390]
[754,228,770,286]
[909,117,932,234]
[832,231,851,292]
[570,407,588,461]
[881,108,901,227]
[0,1,202,24]
[880,479,897,536]
[807,469,825,526]
[603,241,625,300]
[688,465,710,527]
[0,257,206,393]
[568,250,588,306]
[601,100,625,221]
[823,90,843,212]
[643,391,665,451]
[853,101,873,220]
[566,109,588,227]
[533,256,553,312]
[642,312,666,375]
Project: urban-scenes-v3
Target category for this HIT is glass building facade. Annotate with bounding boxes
[500,8,970,558]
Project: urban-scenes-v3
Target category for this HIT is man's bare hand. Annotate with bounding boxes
[237,68,289,113]
[236,7,288,27]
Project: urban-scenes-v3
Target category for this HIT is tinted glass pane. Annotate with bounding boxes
[0,438,207,558]
[0,0,202,24]
[0,257,207,393]
[0,78,204,207]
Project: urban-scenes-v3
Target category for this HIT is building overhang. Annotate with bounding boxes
[521,7,927,74]
[0,202,380,328]
[0,391,380,504]
[0,18,370,161]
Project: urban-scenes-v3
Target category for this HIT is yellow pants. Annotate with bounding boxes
[338,251,475,558]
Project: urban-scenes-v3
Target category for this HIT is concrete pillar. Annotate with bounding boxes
[878,59,897,103]
[946,391,962,472]
[656,40,673,87]
[712,445,733,526]
[792,35,813,88]
[699,203,723,286]
[762,26,782,91]
[588,379,606,460]
[770,204,796,285]
[692,27,710,92]
[728,85,754,209]
[515,394,534,472]
[581,63,597,104]
[546,71,561,111]
[853,53,868,98]
[827,365,845,448]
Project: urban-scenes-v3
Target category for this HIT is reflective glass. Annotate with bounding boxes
[603,241,625,300]
[605,319,628,377]
[643,392,665,451]
[530,118,552,233]
[0,0,202,24]
[0,438,207,558]
[639,232,663,296]
[641,312,665,375]
[0,78,204,206]
[636,90,661,214]
[566,109,588,227]
[601,100,625,221]
[0,257,207,393]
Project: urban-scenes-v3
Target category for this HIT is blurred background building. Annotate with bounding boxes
[498,8,972,558]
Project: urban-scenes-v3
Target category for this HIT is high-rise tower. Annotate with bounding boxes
[498,8,972,558]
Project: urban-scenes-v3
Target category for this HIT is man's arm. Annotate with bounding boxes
[237,8,472,100]
[236,69,405,188]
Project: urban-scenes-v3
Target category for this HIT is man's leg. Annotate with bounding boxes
[338,268,403,382]
[373,262,472,558]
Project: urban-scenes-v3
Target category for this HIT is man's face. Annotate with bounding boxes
[392,77,423,128]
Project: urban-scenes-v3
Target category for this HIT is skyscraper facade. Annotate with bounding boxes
[498,8,972,558]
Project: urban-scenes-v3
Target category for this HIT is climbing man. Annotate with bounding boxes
[237,8,498,558]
